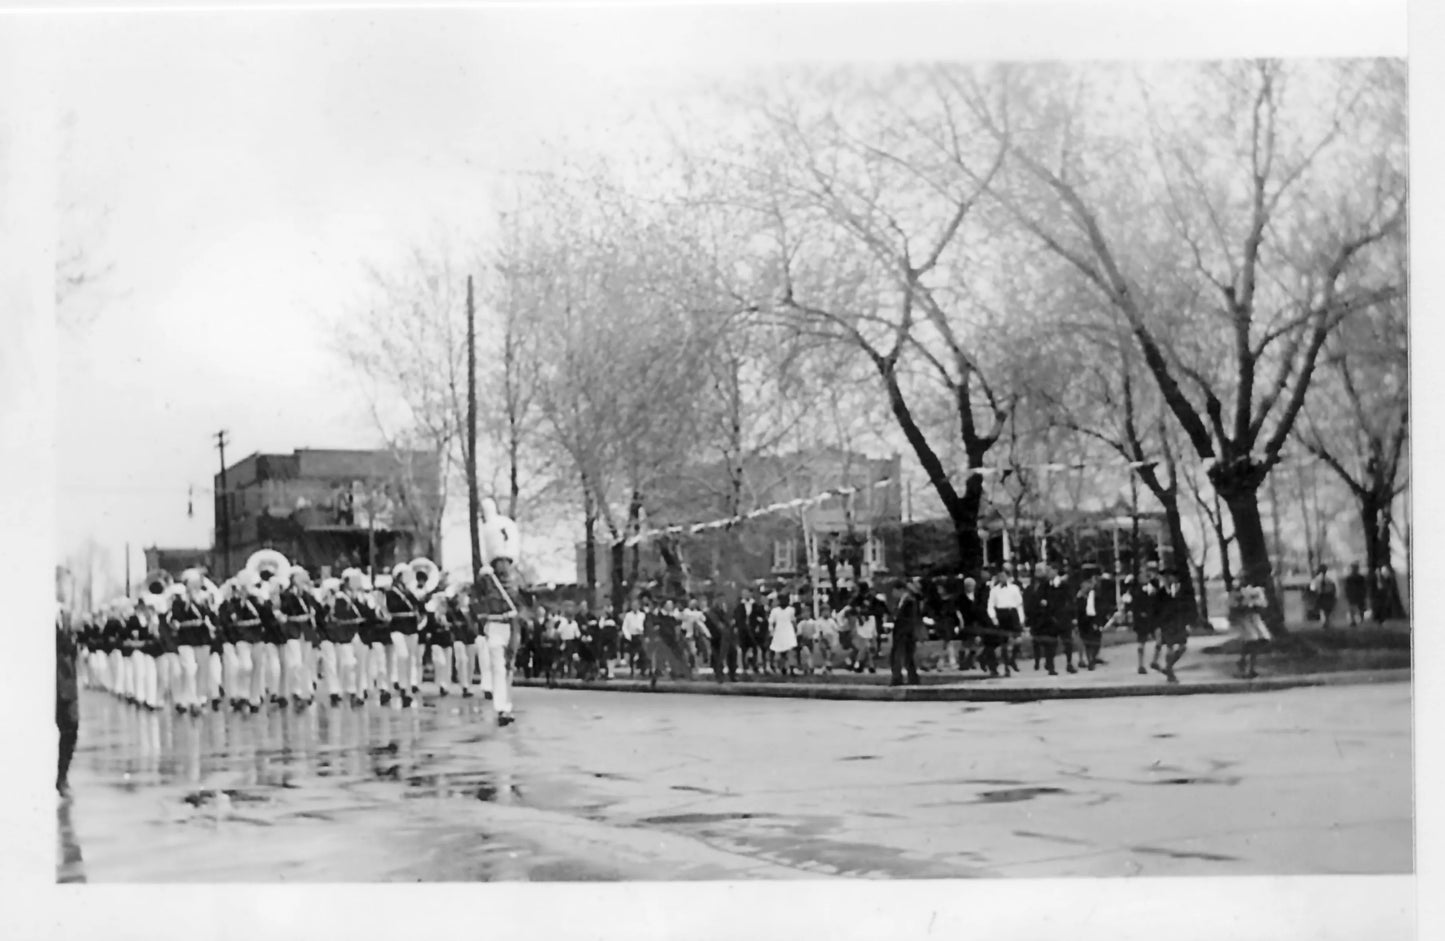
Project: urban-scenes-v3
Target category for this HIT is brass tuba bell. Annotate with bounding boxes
[245,548,291,599]
[142,569,173,599]
[404,557,441,596]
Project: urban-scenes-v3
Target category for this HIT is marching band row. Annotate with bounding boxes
[72,499,525,726]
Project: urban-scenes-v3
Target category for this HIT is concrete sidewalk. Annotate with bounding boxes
[511,667,1410,702]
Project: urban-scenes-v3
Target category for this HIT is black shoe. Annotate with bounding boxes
[1164,670,1179,684]
[211,699,223,711]
[462,689,474,698]
[498,713,515,727]
[175,704,187,715]
[249,703,261,714]
[330,694,342,707]
[1047,668,1057,676]
[483,691,493,701]
[438,687,449,697]
[1137,667,1148,675]
[1066,665,1077,674]
[1150,663,1164,673]
[380,690,391,704]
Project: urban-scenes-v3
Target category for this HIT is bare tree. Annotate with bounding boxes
[960,59,1406,630]
[700,68,1015,574]
[1295,291,1408,606]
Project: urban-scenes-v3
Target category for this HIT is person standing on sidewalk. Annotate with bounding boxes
[889,578,923,687]
[1075,570,1105,671]
[1343,562,1368,626]
[733,589,767,676]
[986,569,1024,676]
[1132,563,1164,675]
[707,593,740,682]
[1310,566,1338,628]
[1156,568,1190,683]
[767,593,800,677]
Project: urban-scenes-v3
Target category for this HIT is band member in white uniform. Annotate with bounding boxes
[321,576,364,707]
[277,567,319,709]
[477,497,522,725]
[383,565,422,707]
[220,575,268,713]
[171,573,215,716]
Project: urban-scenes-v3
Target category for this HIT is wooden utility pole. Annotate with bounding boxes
[466,275,483,591]
[215,430,230,576]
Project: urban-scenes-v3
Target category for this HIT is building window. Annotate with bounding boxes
[866,535,886,571]
[772,538,797,572]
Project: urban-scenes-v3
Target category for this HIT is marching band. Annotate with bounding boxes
[69,504,524,726]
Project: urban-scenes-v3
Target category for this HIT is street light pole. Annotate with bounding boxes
[215,430,230,576]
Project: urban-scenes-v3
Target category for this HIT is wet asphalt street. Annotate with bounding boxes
[57,681,1412,881]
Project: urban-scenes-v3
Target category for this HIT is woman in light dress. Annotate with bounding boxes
[1234,583,1272,679]
[768,594,799,676]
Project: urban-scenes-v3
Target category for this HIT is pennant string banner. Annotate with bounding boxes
[617,457,1172,547]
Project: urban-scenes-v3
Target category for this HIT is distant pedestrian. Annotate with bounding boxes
[768,594,799,676]
[707,594,739,682]
[1235,583,1272,679]
[1132,563,1164,675]
[1075,571,1105,671]
[1310,566,1338,628]
[1343,563,1368,626]
[733,590,767,676]
[985,569,1024,675]
[1156,568,1190,683]
[850,596,878,673]
[889,578,923,687]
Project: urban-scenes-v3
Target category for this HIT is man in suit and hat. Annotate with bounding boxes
[1155,566,1190,683]
[889,577,924,686]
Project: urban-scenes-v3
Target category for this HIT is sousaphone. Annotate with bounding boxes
[245,548,291,601]
[141,569,173,606]
[405,557,441,596]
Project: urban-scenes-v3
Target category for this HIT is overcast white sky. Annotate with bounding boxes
[44,1,1408,587]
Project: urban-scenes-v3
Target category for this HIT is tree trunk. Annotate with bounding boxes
[956,461,986,575]
[1211,489,1235,592]
[1161,497,1200,623]
[1223,489,1287,634]
[583,484,597,609]
[626,489,643,587]
[610,539,627,613]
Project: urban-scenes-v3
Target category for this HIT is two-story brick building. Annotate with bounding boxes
[213,448,442,579]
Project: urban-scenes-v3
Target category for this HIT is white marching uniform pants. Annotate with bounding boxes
[207,649,223,701]
[429,644,451,690]
[162,651,183,706]
[264,643,283,699]
[452,640,473,688]
[367,641,388,692]
[111,650,128,698]
[320,640,359,696]
[483,620,513,714]
[233,641,262,705]
[179,645,208,707]
[283,639,307,700]
[390,632,421,691]
[133,650,158,708]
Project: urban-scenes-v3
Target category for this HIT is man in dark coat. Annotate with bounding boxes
[708,593,740,682]
[956,577,988,671]
[733,589,768,676]
[889,578,923,687]
[1343,562,1368,626]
